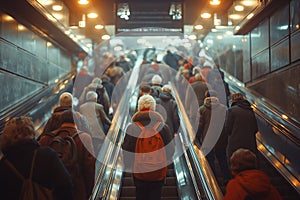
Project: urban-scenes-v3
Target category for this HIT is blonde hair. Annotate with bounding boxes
[0,117,36,149]
[138,94,156,111]
[59,92,73,107]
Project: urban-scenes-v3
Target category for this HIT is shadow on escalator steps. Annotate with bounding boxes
[119,164,179,200]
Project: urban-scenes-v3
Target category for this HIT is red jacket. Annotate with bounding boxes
[224,170,282,200]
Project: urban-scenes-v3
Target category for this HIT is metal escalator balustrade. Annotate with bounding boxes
[225,72,300,197]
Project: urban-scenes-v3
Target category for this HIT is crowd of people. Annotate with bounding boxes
[0,49,282,200]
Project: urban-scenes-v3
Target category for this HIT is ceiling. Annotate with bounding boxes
[61,0,235,41]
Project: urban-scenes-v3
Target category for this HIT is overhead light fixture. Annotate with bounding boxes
[201,12,211,19]
[241,0,257,7]
[101,34,110,40]
[87,12,98,18]
[188,35,197,40]
[194,25,203,30]
[229,14,242,20]
[234,5,244,11]
[209,0,221,6]
[78,0,88,5]
[95,24,104,29]
[52,4,63,11]
[247,13,254,19]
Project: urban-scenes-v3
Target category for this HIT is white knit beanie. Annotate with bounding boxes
[151,74,162,85]
[138,94,156,111]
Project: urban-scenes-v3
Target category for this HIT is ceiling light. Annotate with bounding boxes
[247,13,254,19]
[188,35,197,40]
[210,0,221,6]
[37,0,54,6]
[234,5,244,11]
[241,0,257,7]
[229,14,242,20]
[194,25,203,30]
[95,24,104,29]
[52,4,63,11]
[217,35,223,40]
[78,0,88,5]
[102,35,110,40]
[201,12,211,19]
[87,13,98,18]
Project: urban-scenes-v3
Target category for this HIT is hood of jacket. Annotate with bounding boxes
[159,92,173,102]
[53,106,72,113]
[132,110,164,126]
[235,170,275,197]
[231,99,252,110]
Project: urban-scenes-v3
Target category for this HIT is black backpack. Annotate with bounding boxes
[45,129,80,174]
[4,150,54,200]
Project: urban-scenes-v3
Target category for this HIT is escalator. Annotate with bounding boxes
[119,164,179,200]
[89,61,224,200]
[227,74,300,199]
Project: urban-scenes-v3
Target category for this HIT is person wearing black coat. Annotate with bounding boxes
[195,90,231,183]
[0,116,73,200]
[158,85,180,137]
[225,92,259,162]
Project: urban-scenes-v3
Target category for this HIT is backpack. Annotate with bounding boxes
[133,121,168,181]
[4,150,54,200]
[45,129,80,175]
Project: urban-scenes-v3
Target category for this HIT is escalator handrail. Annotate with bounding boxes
[171,82,224,200]
[89,57,142,200]
[226,74,300,147]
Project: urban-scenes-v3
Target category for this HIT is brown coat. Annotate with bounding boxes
[39,123,95,200]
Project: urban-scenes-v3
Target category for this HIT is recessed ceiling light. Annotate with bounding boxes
[201,12,211,19]
[102,35,110,40]
[229,14,242,20]
[52,4,63,11]
[87,13,98,18]
[194,25,203,30]
[234,5,244,11]
[209,0,221,6]
[247,13,254,19]
[241,0,257,7]
[78,0,88,5]
[95,24,104,29]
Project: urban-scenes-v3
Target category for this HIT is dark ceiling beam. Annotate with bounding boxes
[0,0,87,56]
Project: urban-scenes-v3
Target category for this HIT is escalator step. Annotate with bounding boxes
[166,177,177,186]
[162,186,179,197]
[122,176,134,186]
[120,186,136,197]
[120,185,179,198]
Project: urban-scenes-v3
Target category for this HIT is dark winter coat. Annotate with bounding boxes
[122,111,175,172]
[224,170,282,200]
[42,106,91,135]
[0,140,73,200]
[189,80,209,107]
[158,92,180,135]
[39,123,95,200]
[225,100,258,160]
[196,97,227,150]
